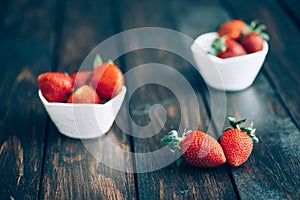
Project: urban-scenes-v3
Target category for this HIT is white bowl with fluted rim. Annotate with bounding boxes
[39,86,126,139]
[191,32,268,91]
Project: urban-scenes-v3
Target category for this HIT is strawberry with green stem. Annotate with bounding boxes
[162,130,226,168]
[91,55,124,101]
[242,20,269,53]
[210,37,247,59]
[219,117,259,167]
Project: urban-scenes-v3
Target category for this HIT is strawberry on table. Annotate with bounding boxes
[91,62,124,101]
[219,117,259,167]
[211,37,247,59]
[71,71,91,89]
[38,72,74,102]
[218,20,247,40]
[162,130,226,168]
[67,85,101,104]
[242,20,269,53]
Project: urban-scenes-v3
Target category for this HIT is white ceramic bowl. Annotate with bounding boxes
[39,86,127,139]
[191,32,269,91]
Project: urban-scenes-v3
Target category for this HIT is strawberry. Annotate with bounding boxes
[38,72,74,102]
[218,20,247,40]
[91,63,124,101]
[71,71,91,89]
[67,85,101,104]
[242,33,264,53]
[219,117,259,167]
[211,37,247,59]
[242,20,269,53]
[162,130,226,168]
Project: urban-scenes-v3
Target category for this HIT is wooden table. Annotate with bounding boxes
[1,0,299,199]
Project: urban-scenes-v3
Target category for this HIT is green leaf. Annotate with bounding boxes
[228,116,236,122]
[261,32,270,41]
[161,137,172,144]
[236,118,247,125]
[93,54,103,68]
[257,24,266,31]
[250,122,254,128]
[250,20,257,29]
[107,59,114,64]
[168,130,178,137]
[211,37,227,55]
[183,130,192,137]
[169,143,179,152]
[228,117,237,128]
[207,50,216,56]
[253,136,259,143]
[250,128,256,134]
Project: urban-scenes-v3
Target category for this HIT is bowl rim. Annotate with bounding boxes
[38,86,127,107]
[191,32,269,64]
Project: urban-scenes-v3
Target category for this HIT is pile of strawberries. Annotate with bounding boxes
[162,117,259,168]
[38,55,124,104]
[210,19,269,59]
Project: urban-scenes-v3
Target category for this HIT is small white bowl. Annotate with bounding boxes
[191,32,269,91]
[39,86,127,139]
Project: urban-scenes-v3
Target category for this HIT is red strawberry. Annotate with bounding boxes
[218,20,247,40]
[162,130,226,168]
[211,37,247,59]
[242,20,269,53]
[91,63,124,101]
[219,117,259,167]
[242,33,264,53]
[67,85,101,104]
[38,72,74,102]
[71,71,91,89]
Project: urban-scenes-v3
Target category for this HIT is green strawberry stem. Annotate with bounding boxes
[161,130,180,152]
[245,20,270,41]
[223,117,259,143]
[209,37,227,56]
[93,54,103,68]
[161,130,192,166]
[107,59,114,64]
[93,54,115,69]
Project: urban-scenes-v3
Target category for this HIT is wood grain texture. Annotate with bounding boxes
[118,0,237,199]
[224,0,300,130]
[0,0,56,199]
[39,0,136,199]
[280,0,300,26]
[171,0,300,199]
[1,0,299,199]
[210,75,300,200]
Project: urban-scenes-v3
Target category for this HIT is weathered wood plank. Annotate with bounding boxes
[223,0,300,198]
[39,0,136,199]
[280,0,300,27]
[172,0,300,199]
[207,75,300,200]
[0,0,56,199]
[224,0,300,130]
[118,0,237,199]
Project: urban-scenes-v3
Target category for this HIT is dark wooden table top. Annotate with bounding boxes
[1,0,300,199]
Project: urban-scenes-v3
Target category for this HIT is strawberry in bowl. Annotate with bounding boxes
[38,55,127,139]
[191,20,269,91]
